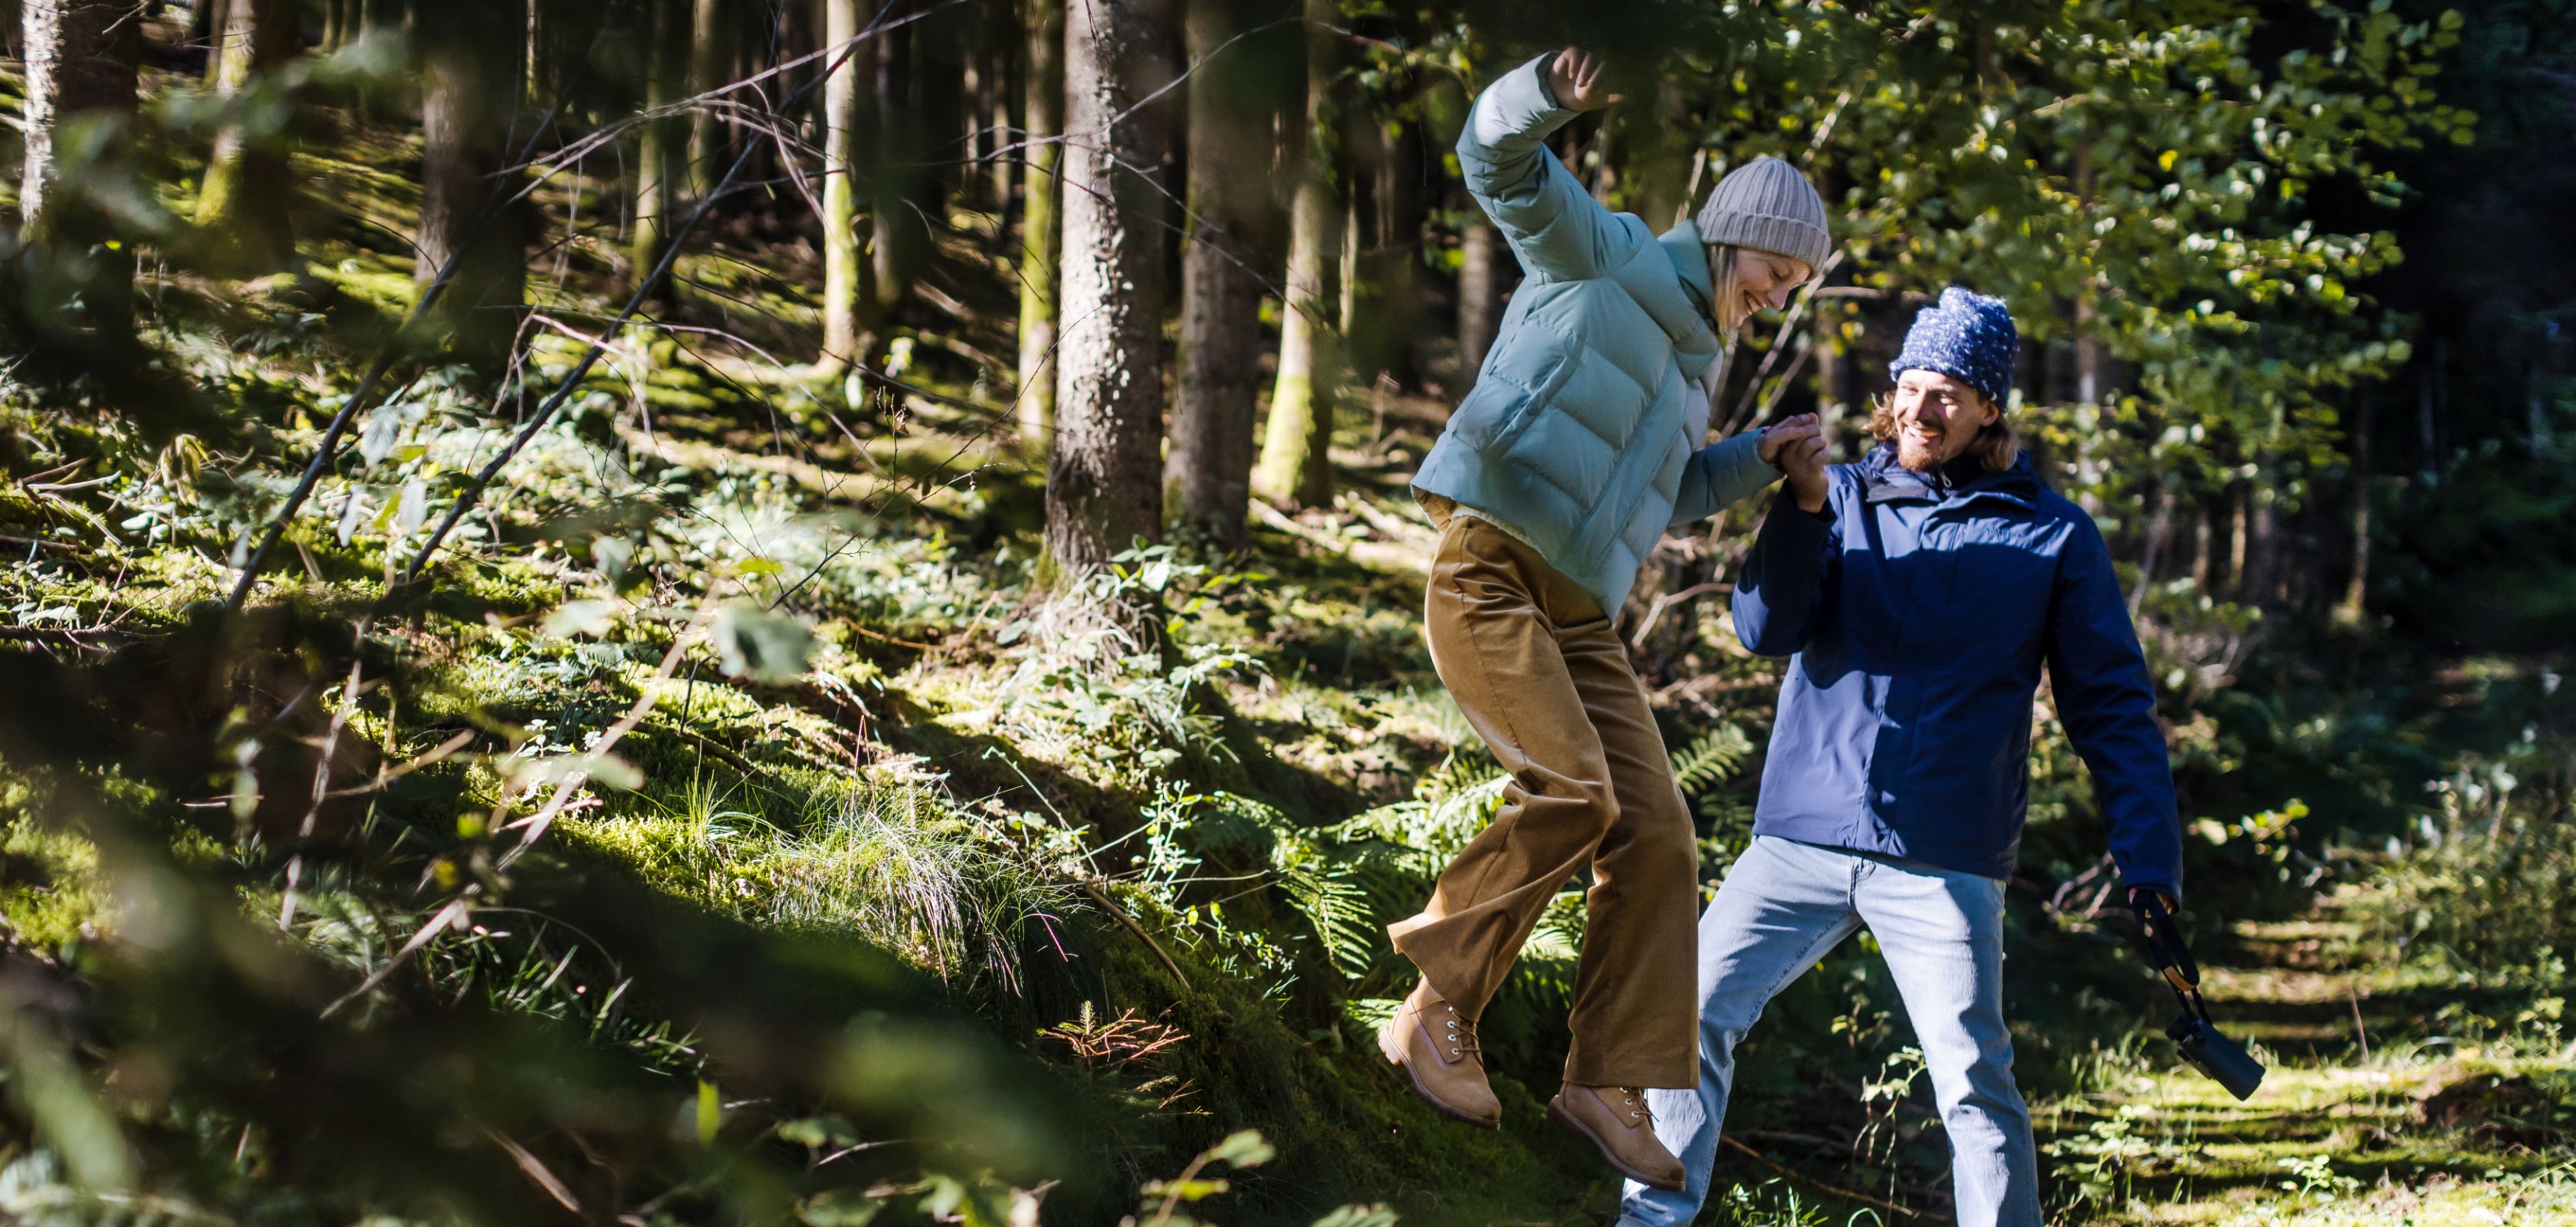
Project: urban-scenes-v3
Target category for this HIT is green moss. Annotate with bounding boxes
[0,815,107,950]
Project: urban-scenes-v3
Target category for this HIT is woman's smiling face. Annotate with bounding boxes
[1714,248,1812,331]
[1889,369,1997,471]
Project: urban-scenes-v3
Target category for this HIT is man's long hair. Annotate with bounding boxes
[1866,390,2021,472]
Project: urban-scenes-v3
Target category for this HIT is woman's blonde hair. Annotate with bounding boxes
[1866,383,2020,472]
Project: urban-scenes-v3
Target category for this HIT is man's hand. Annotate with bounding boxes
[1758,413,1820,466]
[1775,419,1831,513]
[1545,47,1622,113]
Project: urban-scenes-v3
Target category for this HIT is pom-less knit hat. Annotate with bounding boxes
[1889,287,2019,403]
[1696,156,1832,277]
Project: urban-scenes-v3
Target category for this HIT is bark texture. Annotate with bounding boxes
[1167,0,1273,548]
[1250,0,1339,509]
[417,0,531,374]
[1014,0,1063,451]
[1043,0,1175,583]
[19,0,141,345]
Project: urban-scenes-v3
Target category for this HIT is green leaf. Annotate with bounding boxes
[1142,1177,1230,1203]
[543,600,613,639]
[778,1115,862,1149]
[1204,1129,1275,1169]
[1309,1206,1400,1227]
[714,606,817,684]
[797,1189,885,1226]
[695,1079,721,1143]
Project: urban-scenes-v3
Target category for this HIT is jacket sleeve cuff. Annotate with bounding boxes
[1467,54,1578,157]
[1709,431,1782,502]
[2121,879,2181,904]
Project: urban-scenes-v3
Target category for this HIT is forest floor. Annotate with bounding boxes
[2018,904,2576,1227]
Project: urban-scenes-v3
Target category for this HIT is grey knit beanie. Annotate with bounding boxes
[1695,156,1832,275]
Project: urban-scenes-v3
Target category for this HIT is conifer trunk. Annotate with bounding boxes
[1043,0,1175,583]
[417,0,531,375]
[20,0,141,346]
[819,0,878,374]
[1167,0,1271,548]
[686,0,731,200]
[194,0,298,275]
[1014,0,1063,452]
[629,0,685,301]
[1250,0,1339,509]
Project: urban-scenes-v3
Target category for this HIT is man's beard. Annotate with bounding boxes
[1896,433,1944,472]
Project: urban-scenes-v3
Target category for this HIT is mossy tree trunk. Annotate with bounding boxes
[19,0,141,348]
[417,0,531,377]
[1014,0,1063,453]
[194,0,298,276]
[868,3,926,315]
[1250,0,1342,511]
[1042,0,1175,584]
[685,0,732,202]
[1167,0,1276,549]
[818,0,879,375]
[629,0,685,304]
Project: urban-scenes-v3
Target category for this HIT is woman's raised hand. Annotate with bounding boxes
[1546,48,1623,113]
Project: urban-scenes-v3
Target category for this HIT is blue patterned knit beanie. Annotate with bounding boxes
[1888,287,2018,403]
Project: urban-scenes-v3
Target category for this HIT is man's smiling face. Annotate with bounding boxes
[1889,369,1996,471]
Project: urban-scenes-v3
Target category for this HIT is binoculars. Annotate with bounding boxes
[2135,896,2266,1101]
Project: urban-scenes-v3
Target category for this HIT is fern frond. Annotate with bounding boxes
[1669,723,1755,799]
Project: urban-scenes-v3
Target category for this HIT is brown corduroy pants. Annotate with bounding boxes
[1388,505,1700,1089]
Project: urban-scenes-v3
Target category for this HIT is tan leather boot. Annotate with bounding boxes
[1548,1083,1685,1191]
[1376,980,1501,1128]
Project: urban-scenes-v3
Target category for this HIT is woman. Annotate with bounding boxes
[1377,46,1835,1191]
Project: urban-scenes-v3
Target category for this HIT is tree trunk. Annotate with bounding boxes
[685,0,731,200]
[2340,384,2377,620]
[818,0,879,373]
[194,0,298,276]
[629,0,685,301]
[1250,0,1339,510]
[2226,482,2250,600]
[867,4,923,311]
[417,0,531,377]
[1456,218,1500,376]
[19,0,141,348]
[1043,0,1175,584]
[984,25,1012,212]
[1166,0,1271,548]
[1015,0,1063,452]
[1364,120,1422,390]
[194,0,225,83]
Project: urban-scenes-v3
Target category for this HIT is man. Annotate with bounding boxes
[1376,47,1836,1191]
[1618,288,2185,1227]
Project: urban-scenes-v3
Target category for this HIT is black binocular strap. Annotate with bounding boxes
[2134,894,2216,1025]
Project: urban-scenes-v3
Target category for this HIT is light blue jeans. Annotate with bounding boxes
[1618,836,2041,1227]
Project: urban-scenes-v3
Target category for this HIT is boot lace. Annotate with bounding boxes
[1438,1003,1484,1064]
[1618,1087,1649,1126]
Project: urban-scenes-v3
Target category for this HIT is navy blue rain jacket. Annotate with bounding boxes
[1731,445,2184,897]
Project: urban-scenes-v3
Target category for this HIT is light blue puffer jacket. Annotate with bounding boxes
[1411,54,1780,616]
